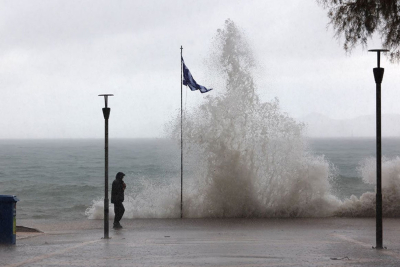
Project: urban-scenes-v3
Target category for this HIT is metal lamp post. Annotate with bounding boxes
[368,49,388,249]
[99,94,114,239]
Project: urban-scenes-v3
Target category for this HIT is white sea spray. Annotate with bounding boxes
[86,20,400,219]
[85,19,340,219]
[336,157,400,217]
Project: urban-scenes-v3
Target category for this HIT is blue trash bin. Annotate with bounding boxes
[0,195,19,245]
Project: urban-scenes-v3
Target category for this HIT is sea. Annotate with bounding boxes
[1,138,400,222]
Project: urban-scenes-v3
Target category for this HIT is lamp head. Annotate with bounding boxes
[368,49,389,68]
[98,94,114,108]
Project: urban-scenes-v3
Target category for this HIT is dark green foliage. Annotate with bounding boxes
[318,0,400,62]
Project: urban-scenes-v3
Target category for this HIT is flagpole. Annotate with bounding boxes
[180,45,183,219]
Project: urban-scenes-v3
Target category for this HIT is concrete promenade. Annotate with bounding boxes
[2,218,400,266]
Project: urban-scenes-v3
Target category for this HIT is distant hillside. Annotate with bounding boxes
[299,113,400,137]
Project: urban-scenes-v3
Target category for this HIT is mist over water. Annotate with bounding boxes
[168,19,341,218]
[87,20,338,219]
[337,157,400,217]
[86,20,400,219]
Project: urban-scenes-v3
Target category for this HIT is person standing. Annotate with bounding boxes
[111,172,126,229]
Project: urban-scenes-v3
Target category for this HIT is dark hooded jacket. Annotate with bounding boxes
[111,172,124,204]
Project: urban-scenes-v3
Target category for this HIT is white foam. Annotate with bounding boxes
[85,179,181,219]
[87,20,339,219]
[168,20,341,218]
[86,19,400,219]
[336,157,400,217]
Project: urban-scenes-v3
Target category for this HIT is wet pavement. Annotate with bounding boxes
[2,218,400,266]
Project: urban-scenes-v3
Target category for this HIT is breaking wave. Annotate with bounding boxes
[336,157,400,217]
[86,19,400,219]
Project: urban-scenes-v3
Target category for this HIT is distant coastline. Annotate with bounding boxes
[300,113,400,138]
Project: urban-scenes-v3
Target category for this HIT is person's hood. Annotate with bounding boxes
[116,172,125,181]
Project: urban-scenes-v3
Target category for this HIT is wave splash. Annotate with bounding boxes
[337,157,400,217]
[86,19,400,219]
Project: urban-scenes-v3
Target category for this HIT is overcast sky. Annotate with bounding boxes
[1,0,399,139]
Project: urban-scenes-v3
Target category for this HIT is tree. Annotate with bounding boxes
[318,0,400,62]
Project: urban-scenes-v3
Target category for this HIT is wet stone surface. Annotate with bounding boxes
[1,218,400,266]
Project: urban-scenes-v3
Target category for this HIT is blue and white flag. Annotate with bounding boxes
[182,57,212,93]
